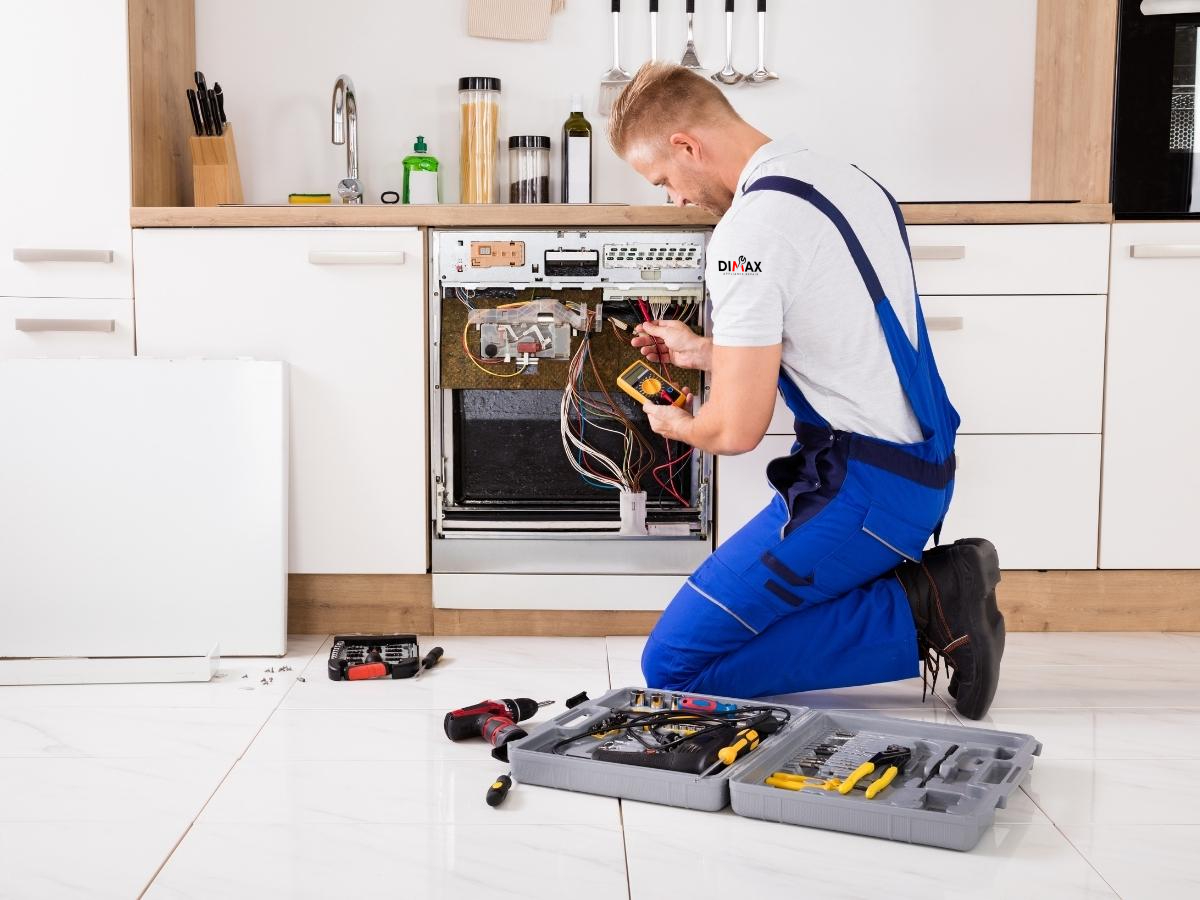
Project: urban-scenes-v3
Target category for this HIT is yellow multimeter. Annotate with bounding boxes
[616,360,688,408]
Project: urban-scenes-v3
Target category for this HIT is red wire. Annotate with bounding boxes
[636,296,692,506]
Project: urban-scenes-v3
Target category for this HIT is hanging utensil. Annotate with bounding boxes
[680,0,703,71]
[599,0,632,116]
[712,0,744,86]
[745,0,779,85]
[650,0,659,62]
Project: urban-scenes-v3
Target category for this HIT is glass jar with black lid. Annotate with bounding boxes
[508,135,551,204]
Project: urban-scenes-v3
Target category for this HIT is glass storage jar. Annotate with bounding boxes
[508,135,551,203]
[459,76,502,204]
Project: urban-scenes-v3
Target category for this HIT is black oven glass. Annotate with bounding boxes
[452,389,693,511]
[1114,0,1200,217]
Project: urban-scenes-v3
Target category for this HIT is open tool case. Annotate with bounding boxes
[509,687,1041,851]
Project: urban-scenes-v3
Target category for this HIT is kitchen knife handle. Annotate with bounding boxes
[726,0,735,11]
[687,0,694,12]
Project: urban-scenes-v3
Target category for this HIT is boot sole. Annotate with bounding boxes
[948,538,1005,719]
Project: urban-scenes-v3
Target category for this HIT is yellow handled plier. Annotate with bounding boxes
[838,745,912,799]
[765,771,843,791]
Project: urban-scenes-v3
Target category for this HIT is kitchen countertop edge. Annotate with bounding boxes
[130,202,1113,228]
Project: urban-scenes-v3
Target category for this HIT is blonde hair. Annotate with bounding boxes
[608,62,741,157]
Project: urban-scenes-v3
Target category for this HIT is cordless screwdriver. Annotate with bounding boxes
[444,698,554,762]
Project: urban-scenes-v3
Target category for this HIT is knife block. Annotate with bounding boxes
[189,125,244,206]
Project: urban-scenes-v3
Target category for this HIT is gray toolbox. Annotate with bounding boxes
[508,686,811,811]
[509,686,1041,851]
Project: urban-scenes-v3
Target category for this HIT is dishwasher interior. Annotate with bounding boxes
[429,228,714,575]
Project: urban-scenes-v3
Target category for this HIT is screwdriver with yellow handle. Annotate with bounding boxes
[837,745,912,799]
[717,727,761,765]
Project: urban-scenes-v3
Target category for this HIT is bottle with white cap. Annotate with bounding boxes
[561,94,592,204]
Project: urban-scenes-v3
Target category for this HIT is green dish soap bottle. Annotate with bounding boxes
[403,136,440,204]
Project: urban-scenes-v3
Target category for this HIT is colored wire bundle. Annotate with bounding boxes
[561,309,656,492]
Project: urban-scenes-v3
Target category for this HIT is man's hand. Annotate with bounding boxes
[631,321,713,371]
[642,388,695,442]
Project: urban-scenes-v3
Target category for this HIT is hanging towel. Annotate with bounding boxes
[468,0,563,41]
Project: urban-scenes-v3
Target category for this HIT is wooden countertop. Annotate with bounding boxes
[131,202,1113,228]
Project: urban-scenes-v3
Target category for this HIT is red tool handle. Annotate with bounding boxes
[347,662,389,681]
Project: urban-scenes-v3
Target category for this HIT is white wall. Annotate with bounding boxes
[196,0,1037,205]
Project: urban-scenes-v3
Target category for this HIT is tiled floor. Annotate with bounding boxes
[1,633,1197,899]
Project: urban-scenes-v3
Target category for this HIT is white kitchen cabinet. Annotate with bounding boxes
[133,227,427,574]
[717,434,1099,570]
[922,294,1106,434]
[937,434,1101,570]
[0,297,134,358]
[1100,223,1200,568]
[907,225,1110,296]
[0,1,132,299]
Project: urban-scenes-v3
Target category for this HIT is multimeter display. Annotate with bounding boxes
[616,361,687,408]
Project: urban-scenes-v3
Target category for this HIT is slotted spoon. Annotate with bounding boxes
[599,0,631,116]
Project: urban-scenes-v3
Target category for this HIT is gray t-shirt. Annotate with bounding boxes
[705,139,924,444]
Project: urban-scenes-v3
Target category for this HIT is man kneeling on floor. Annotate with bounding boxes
[609,63,1006,720]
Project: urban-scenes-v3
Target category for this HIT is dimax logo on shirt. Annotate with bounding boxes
[718,255,763,273]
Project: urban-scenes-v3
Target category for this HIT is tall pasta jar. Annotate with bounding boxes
[459,76,502,204]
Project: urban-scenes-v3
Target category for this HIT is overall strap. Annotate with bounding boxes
[743,175,887,307]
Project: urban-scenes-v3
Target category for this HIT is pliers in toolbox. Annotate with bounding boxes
[838,745,912,799]
[765,772,843,791]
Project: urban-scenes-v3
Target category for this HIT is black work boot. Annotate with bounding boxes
[894,538,1005,720]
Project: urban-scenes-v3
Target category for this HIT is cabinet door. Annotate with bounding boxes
[938,435,1101,570]
[1101,224,1200,568]
[923,295,1106,434]
[906,225,1110,296]
[133,228,426,574]
[714,436,793,545]
[0,1,132,299]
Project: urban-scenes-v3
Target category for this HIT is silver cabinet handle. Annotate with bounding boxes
[14,318,116,333]
[926,316,964,331]
[1130,244,1200,259]
[307,250,407,266]
[911,245,967,260]
[13,248,115,263]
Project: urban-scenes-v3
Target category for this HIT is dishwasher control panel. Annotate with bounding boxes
[436,229,708,288]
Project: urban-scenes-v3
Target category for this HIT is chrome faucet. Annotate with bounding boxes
[331,74,361,204]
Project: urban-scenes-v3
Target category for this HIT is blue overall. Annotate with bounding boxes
[642,174,961,698]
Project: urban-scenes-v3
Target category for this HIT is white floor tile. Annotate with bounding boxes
[999,632,1199,667]
[145,823,629,900]
[242,707,554,762]
[1024,758,1200,825]
[0,706,268,759]
[939,664,1200,710]
[417,635,609,670]
[622,801,1114,899]
[200,758,621,827]
[281,664,610,711]
[1062,824,1200,900]
[0,757,231,823]
[962,707,1200,759]
[0,822,184,900]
